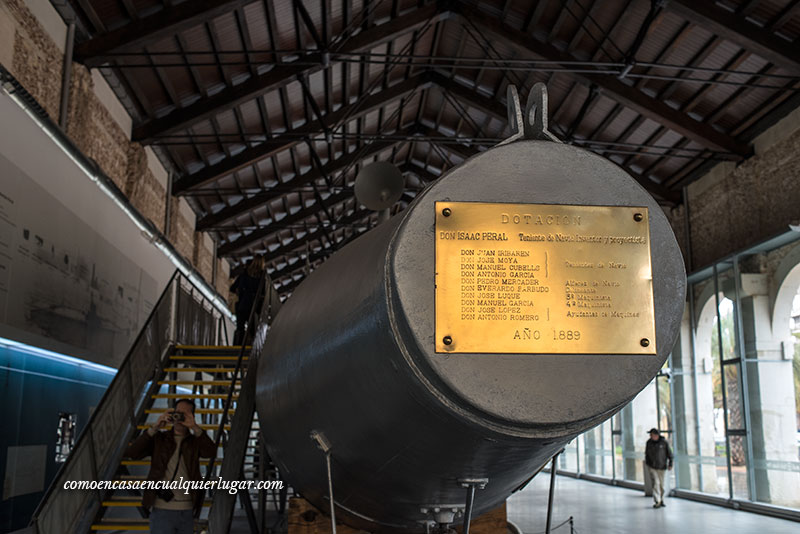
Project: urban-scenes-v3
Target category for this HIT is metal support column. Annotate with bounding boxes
[712,263,734,500]
[311,430,336,534]
[732,256,757,501]
[545,452,560,534]
[684,185,704,491]
[458,478,488,534]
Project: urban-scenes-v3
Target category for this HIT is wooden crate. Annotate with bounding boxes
[287,497,365,534]
[288,497,508,534]
[454,503,507,534]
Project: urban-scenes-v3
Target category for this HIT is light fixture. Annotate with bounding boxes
[0,335,116,374]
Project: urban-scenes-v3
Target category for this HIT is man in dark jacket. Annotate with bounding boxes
[645,428,673,508]
[125,399,216,533]
[230,257,264,345]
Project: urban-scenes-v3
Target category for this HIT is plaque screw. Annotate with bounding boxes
[443,336,453,345]
[442,208,452,217]
[633,213,644,222]
[640,338,650,347]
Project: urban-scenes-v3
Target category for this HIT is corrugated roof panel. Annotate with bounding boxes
[271,0,300,50]
[284,79,309,127]
[173,24,225,93]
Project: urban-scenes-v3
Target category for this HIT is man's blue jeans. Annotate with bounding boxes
[149,507,193,534]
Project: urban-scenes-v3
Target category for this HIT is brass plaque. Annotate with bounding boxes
[435,202,656,355]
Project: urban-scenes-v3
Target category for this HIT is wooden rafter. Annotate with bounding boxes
[174,74,432,194]
[454,3,752,158]
[174,71,508,195]
[663,0,800,73]
[132,3,451,142]
[75,0,252,66]
[203,133,413,234]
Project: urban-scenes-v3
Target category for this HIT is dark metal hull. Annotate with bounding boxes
[256,140,686,531]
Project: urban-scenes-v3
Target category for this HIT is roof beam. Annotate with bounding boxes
[173,75,431,194]
[174,72,502,194]
[266,211,377,280]
[204,132,412,234]
[270,195,419,293]
[75,0,251,67]
[454,4,751,158]
[402,161,441,184]
[420,127,679,203]
[229,166,430,276]
[228,208,375,278]
[271,203,399,296]
[218,189,353,256]
[663,0,800,73]
[222,187,414,260]
[267,196,408,277]
[426,71,506,121]
[132,3,450,142]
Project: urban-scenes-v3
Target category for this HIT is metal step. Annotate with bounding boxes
[90,520,149,531]
[174,344,250,353]
[135,424,231,431]
[90,519,207,531]
[157,380,238,386]
[102,497,212,507]
[169,355,248,362]
[151,394,239,400]
[161,367,240,373]
[121,459,221,466]
[145,408,235,415]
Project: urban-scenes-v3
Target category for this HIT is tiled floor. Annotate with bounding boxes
[507,475,799,534]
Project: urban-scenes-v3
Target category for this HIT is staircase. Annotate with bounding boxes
[90,345,251,532]
[22,270,282,534]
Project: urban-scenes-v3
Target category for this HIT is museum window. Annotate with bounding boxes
[563,233,800,516]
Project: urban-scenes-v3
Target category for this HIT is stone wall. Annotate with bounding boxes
[126,143,166,233]
[193,232,214,285]
[684,113,800,270]
[0,0,230,293]
[5,0,62,119]
[663,203,689,270]
[65,63,130,191]
[168,197,196,263]
[215,258,231,304]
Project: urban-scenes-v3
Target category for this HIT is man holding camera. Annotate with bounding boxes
[125,399,217,534]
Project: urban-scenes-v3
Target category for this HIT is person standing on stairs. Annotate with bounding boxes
[125,399,216,534]
[230,256,265,346]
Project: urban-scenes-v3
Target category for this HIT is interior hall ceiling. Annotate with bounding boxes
[56,0,800,297]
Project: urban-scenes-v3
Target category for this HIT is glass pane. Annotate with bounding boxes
[584,424,604,476]
[667,327,705,492]
[709,294,732,497]
[711,443,731,497]
[724,363,744,432]
[559,439,578,473]
[657,374,672,434]
[613,431,623,481]
[623,385,656,484]
[745,286,800,508]
[611,414,622,481]
[728,435,750,500]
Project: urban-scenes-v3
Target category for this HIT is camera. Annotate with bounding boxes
[169,412,185,423]
[155,488,175,502]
